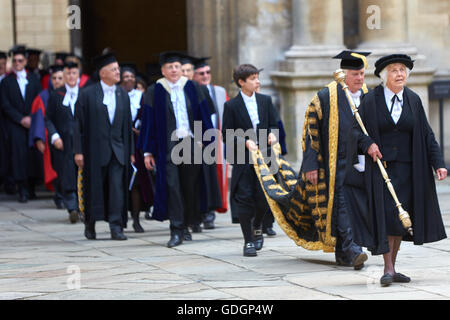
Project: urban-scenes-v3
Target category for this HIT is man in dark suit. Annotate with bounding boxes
[222,64,279,257]
[73,52,134,241]
[1,46,42,202]
[45,62,81,224]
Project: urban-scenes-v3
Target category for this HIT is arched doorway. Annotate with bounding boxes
[77,0,187,84]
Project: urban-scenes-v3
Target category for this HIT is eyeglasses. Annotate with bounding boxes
[197,71,211,76]
[13,58,25,63]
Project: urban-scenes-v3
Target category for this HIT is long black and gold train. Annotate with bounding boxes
[250,83,347,253]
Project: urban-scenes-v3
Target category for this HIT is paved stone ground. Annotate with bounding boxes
[1,180,450,301]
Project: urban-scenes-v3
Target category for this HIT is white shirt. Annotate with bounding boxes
[15,69,28,99]
[101,80,117,124]
[207,84,218,129]
[349,90,362,109]
[384,86,404,124]
[349,89,365,172]
[63,84,79,116]
[241,91,260,132]
[168,79,192,139]
[128,89,143,122]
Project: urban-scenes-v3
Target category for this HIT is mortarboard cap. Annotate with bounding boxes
[26,48,42,56]
[333,50,371,70]
[180,54,196,66]
[193,57,211,70]
[0,51,7,59]
[9,45,27,57]
[64,62,79,70]
[159,51,185,66]
[93,51,118,71]
[49,65,65,73]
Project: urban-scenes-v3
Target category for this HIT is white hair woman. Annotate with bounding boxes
[347,54,447,287]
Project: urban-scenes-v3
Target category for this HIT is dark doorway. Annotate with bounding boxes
[80,0,187,84]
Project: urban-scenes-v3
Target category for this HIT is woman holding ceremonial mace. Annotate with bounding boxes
[348,54,447,286]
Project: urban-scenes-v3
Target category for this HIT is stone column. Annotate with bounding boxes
[271,0,345,168]
[357,0,436,116]
[0,0,14,51]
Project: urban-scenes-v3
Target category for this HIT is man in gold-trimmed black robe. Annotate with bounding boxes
[253,51,371,269]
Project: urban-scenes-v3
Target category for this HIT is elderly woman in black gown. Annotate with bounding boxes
[348,54,447,287]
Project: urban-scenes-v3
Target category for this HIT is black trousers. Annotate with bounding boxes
[166,138,202,236]
[335,159,363,264]
[234,164,268,243]
[90,155,125,233]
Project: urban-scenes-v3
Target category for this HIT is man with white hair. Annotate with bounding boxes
[301,50,370,269]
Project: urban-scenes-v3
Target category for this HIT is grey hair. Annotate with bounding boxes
[379,65,411,87]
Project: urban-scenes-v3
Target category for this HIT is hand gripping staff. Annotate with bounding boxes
[334,69,413,236]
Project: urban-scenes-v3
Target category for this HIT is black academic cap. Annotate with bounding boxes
[120,63,137,75]
[180,54,196,66]
[49,65,64,73]
[64,62,79,70]
[93,52,118,71]
[55,52,70,61]
[193,57,211,70]
[333,50,371,70]
[374,54,414,78]
[9,45,27,57]
[0,51,6,59]
[159,51,185,66]
[26,48,42,56]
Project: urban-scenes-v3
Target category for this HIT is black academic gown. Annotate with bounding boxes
[0,72,42,182]
[200,85,223,212]
[45,87,77,193]
[347,85,447,255]
[222,92,279,224]
[139,78,213,222]
[73,83,134,226]
[0,80,7,179]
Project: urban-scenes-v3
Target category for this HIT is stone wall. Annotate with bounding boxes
[0,0,71,54]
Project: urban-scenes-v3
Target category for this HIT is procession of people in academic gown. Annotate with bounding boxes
[0,43,447,287]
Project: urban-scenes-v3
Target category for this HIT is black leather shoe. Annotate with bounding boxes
[144,211,152,220]
[191,224,202,233]
[203,221,215,230]
[184,228,192,241]
[264,227,277,237]
[111,230,127,241]
[18,194,28,203]
[54,198,64,209]
[352,252,368,270]
[69,210,79,224]
[167,234,183,248]
[254,229,264,251]
[380,273,394,287]
[84,225,96,240]
[243,242,257,257]
[393,273,411,283]
[131,212,145,233]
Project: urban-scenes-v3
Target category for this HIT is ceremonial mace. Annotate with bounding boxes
[334,69,413,236]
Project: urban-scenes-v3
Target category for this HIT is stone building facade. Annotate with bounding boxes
[1,0,449,166]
